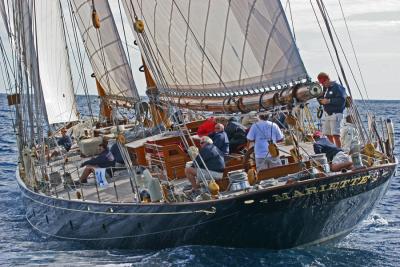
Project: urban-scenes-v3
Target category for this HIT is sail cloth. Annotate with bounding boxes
[123,0,308,95]
[71,0,140,101]
[0,0,10,37]
[35,0,79,124]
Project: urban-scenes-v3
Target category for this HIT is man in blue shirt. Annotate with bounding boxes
[246,114,284,171]
[185,136,225,191]
[208,123,229,155]
[79,142,115,183]
[110,142,124,165]
[57,128,72,151]
[317,72,347,147]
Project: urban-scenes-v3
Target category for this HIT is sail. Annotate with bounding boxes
[71,0,139,101]
[34,0,78,124]
[0,0,10,37]
[123,0,308,95]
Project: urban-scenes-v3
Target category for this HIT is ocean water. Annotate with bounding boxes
[0,95,399,267]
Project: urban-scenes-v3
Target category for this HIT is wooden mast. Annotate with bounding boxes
[93,75,112,122]
[142,58,171,128]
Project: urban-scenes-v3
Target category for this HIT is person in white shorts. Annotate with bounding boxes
[317,72,347,147]
[246,114,284,172]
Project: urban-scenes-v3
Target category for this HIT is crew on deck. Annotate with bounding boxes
[246,114,284,172]
[208,123,229,156]
[185,136,225,191]
[57,128,72,152]
[79,141,115,183]
[197,117,216,137]
[313,131,352,171]
[317,72,347,147]
[225,117,247,153]
[110,142,125,165]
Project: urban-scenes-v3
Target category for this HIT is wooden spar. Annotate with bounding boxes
[142,59,171,127]
[94,77,113,122]
[160,83,322,113]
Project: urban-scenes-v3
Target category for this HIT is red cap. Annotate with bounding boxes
[313,130,322,139]
[317,72,329,84]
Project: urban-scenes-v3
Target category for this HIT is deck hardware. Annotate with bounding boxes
[106,208,114,213]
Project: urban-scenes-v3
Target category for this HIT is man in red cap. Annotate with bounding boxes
[317,72,347,147]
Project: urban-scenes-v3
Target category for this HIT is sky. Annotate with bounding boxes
[0,0,399,100]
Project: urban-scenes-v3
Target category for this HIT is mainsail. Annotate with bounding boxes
[34,0,78,124]
[71,0,140,101]
[123,0,308,96]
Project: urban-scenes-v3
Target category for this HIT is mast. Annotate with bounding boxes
[142,59,171,127]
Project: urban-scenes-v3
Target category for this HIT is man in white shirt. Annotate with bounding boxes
[246,114,284,172]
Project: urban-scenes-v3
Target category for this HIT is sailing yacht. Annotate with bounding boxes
[0,0,396,249]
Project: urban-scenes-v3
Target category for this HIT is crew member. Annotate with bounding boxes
[185,136,225,191]
[225,117,247,153]
[57,128,72,152]
[208,123,229,155]
[79,142,115,183]
[313,131,352,171]
[247,114,284,171]
[317,72,347,147]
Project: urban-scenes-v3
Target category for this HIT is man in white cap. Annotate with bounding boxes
[184,136,225,191]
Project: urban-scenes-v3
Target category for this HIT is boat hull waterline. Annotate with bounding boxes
[17,164,396,249]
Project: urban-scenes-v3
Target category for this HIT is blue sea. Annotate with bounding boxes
[0,95,399,266]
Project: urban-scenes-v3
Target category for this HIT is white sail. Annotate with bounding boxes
[34,0,78,124]
[123,0,308,94]
[71,0,139,100]
[0,0,10,37]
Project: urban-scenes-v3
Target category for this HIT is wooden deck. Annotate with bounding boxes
[43,140,315,204]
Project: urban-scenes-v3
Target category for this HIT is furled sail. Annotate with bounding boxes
[35,0,79,124]
[71,0,139,101]
[123,0,308,95]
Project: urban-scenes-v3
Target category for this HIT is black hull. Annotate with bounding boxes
[17,163,396,249]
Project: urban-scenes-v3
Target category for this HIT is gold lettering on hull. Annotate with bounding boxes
[272,193,291,202]
[267,174,379,203]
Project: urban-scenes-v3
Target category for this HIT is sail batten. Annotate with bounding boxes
[123,0,308,95]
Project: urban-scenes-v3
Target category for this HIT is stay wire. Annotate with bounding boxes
[337,0,371,101]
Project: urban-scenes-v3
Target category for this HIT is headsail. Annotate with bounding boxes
[71,0,140,101]
[35,0,79,124]
[123,0,308,95]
